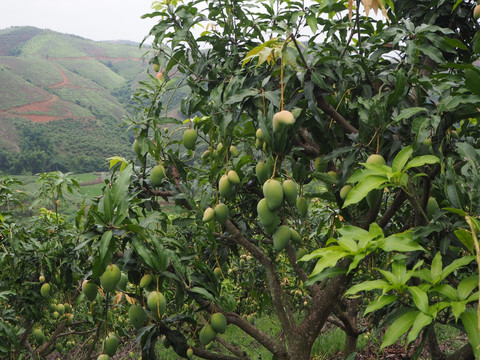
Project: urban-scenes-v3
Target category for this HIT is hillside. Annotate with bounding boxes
[0,26,152,174]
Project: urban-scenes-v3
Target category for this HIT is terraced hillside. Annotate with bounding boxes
[0,26,152,174]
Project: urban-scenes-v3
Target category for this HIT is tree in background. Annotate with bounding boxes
[3,0,480,359]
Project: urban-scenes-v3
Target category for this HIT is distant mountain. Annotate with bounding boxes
[0,26,151,174]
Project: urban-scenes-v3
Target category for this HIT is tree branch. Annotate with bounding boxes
[224,220,294,351]
[315,94,359,134]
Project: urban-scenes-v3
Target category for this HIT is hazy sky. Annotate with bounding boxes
[0,0,158,43]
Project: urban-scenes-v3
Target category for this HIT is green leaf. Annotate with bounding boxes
[189,287,215,302]
[457,142,480,176]
[310,251,348,277]
[132,238,156,269]
[458,276,478,301]
[441,256,475,281]
[404,155,439,171]
[306,14,318,33]
[451,301,467,321]
[465,69,480,97]
[364,295,398,316]
[430,252,443,283]
[432,284,458,301]
[343,176,388,207]
[387,70,406,106]
[445,159,465,210]
[381,310,419,349]
[379,233,424,252]
[460,311,480,359]
[394,107,428,121]
[99,230,113,264]
[110,164,133,208]
[409,286,429,313]
[337,237,358,253]
[418,44,445,64]
[407,312,433,344]
[305,267,347,286]
[392,146,413,173]
[102,188,114,222]
[345,280,391,295]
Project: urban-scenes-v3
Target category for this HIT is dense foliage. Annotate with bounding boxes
[2,1,480,359]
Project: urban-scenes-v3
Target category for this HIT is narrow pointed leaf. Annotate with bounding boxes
[381,310,419,349]
[345,280,390,295]
[458,276,479,301]
[343,176,388,207]
[364,295,398,316]
[460,311,480,359]
[404,155,439,171]
[407,312,433,344]
[392,146,413,173]
[409,286,429,313]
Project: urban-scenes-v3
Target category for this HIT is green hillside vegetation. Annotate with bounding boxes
[0,26,156,174]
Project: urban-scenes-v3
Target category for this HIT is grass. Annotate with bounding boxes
[152,315,347,360]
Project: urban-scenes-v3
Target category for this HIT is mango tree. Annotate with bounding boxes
[80,0,480,359]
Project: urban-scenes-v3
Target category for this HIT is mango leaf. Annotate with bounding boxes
[432,284,457,301]
[306,14,318,33]
[452,301,467,321]
[394,107,428,121]
[364,294,398,316]
[407,312,433,344]
[111,164,133,208]
[403,155,439,171]
[457,142,480,176]
[454,229,474,253]
[345,280,391,295]
[409,286,429,313]
[189,287,215,302]
[441,256,475,282]
[418,44,445,64]
[102,187,114,223]
[305,267,347,286]
[132,238,156,270]
[343,175,388,207]
[379,232,424,252]
[444,159,465,210]
[430,252,443,284]
[458,276,478,301]
[310,251,349,277]
[392,146,413,173]
[465,69,480,96]
[381,310,419,349]
[387,69,406,106]
[460,311,480,359]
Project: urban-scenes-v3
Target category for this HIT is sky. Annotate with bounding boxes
[0,0,158,43]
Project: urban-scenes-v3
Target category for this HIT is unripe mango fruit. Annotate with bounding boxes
[103,333,119,356]
[339,185,352,200]
[40,283,51,297]
[182,129,197,150]
[139,274,153,288]
[229,145,239,157]
[263,179,284,211]
[273,110,295,132]
[427,196,439,218]
[214,203,228,225]
[255,128,264,141]
[203,207,215,223]
[273,225,291,251]
[199,324,217,345]
[117,272,128,291]
[147,291,166,318]
[100,264,121,292]
[150,164,166,186]
[366,154,386,166]
[290,228,301,243]
[282,179,298,207]
[82,281,98,301]
[128,305,146,330]
[219,174,232,197]
[210,312,227,334]
[474,4,480,20]
[227,170,240,184]
[257,198,278,226]
[256,162,269,184]
[187,347,194,358]
[98,354,110,360]
[33,328,45,344]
